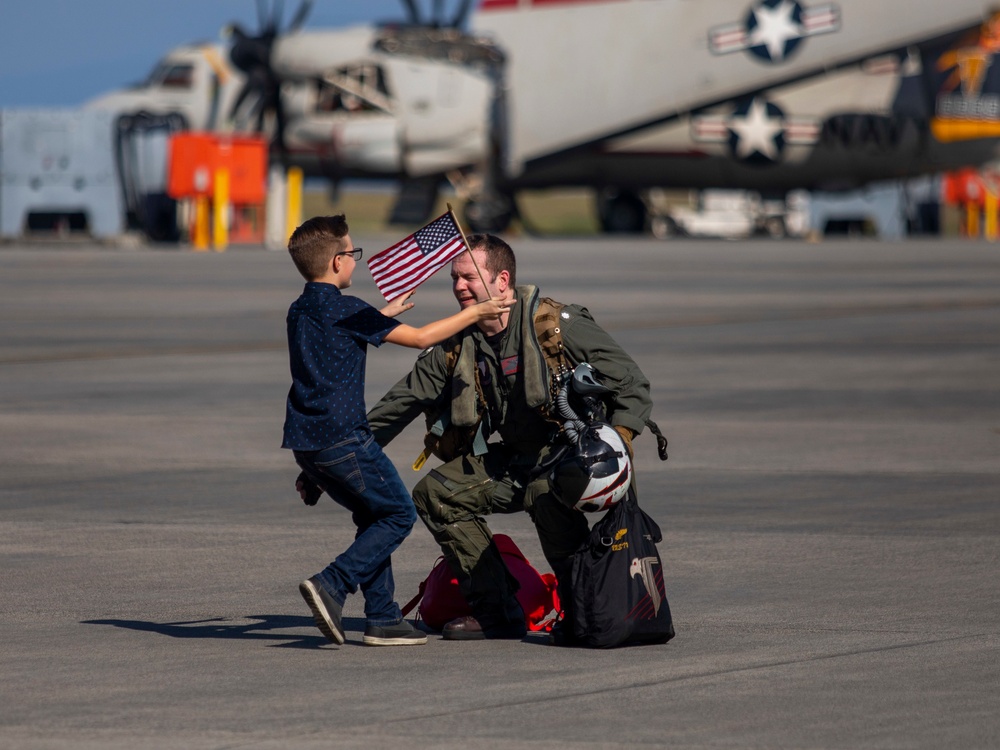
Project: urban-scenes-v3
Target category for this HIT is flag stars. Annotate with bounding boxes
[415,214,461,255]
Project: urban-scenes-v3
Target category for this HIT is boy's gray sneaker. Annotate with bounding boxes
[299,576,345,645]
[363,619,428,646]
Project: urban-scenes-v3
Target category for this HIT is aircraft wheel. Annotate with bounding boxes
[651,215,679,240]
[764,216,786,239]
[597,189,647,234]
[463,195,514,233]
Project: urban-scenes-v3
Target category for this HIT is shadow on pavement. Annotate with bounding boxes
[81,614,366,649]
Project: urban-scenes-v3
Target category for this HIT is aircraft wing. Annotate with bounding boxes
[474,0,993,174]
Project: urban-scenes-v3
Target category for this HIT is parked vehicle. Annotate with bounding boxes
[647,189,808,240]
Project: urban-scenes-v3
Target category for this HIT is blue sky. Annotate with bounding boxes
[0,1,417,108]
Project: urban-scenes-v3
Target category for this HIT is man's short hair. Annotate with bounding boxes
[467,233,516,288]
[288,215,349,281]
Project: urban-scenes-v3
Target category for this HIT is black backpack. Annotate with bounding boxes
[567,487,676,648]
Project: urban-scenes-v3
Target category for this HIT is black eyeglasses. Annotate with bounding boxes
[338,248,363,260]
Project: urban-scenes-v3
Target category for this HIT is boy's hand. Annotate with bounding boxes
[474,295,514,320]
[381,291,416,318]
[295,471,323,506]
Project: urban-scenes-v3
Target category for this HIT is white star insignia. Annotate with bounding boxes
[749,0,803,61]
[729,98,785,159]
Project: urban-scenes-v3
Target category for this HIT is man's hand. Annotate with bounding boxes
[295,471,323,506]
[613,425,636,459]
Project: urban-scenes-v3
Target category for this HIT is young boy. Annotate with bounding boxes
[282,215,509,647]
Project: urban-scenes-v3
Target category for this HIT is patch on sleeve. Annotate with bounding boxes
[501,355,520,376]
[418,346,436,359]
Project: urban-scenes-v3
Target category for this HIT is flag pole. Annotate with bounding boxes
[447,203,491,298]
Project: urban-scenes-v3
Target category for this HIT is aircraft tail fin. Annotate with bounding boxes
[930,13,1000,142]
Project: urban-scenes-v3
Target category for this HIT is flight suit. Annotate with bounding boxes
[367,285,652,629]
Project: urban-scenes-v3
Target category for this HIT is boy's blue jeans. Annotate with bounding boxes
[293,427,417,626]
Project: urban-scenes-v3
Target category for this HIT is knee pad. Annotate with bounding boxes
[411,473,438,523]
[412,469,489,529]
[412,472,463,532]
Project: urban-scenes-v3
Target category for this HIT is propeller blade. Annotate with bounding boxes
[255,0,268,32]
[271,0,285,34]
[451,0,474,28]
[401,0,421,24]
[229,79,256,123]
[273,87,288,154]
[287,0,314,32]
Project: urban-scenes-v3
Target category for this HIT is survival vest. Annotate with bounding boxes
[413,289,668,469]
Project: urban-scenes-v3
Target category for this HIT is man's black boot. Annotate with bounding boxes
[442,597,527,641]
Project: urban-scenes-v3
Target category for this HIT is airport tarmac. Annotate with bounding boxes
[1,236,998,749]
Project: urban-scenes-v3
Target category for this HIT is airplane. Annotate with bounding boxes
[85,0,1000,235]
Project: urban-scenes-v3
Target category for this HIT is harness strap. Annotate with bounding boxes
[533,297,572,370]
[645,418,669,461]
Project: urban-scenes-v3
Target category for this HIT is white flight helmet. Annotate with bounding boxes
[550,422,632,513]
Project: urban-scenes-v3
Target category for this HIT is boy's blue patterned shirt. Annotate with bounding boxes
[282,282,399,451]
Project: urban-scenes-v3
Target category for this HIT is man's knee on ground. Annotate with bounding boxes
[412,472,459,532]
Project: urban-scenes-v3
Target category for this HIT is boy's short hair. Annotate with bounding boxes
[467,233,516,288]
[288,215,350,281]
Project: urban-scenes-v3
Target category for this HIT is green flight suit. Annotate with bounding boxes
[367,285,652,626]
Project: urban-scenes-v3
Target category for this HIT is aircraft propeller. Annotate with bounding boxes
[382,0,513,230]
[400,0,474,28]
[225,0,315,158]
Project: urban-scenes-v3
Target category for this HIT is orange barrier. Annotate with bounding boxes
[941,168,1000,239]
[167,133,268,247]
[942,168,984,206]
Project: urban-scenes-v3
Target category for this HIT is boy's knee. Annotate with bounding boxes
[398,501,417,528]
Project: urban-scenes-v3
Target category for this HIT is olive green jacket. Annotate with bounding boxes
[367,285,652,459]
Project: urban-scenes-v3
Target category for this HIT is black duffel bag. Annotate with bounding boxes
[567,486,676,648]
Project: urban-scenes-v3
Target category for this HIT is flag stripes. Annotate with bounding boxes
[368,236,464,299]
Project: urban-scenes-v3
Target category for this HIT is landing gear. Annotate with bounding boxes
[463,193,514,233]
[762,216,787,239]
[596,188,647,234]
[650,214,681,240]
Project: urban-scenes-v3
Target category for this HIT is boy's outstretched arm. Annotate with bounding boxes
[384,296,511,349]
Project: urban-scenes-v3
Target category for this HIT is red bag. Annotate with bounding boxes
[402,534,560,632]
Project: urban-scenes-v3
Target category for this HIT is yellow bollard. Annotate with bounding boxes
[985,190,998,241]
[285,166,303,243]
[193,195,211,251]
[213,168,230,252]
[966,202,980,238]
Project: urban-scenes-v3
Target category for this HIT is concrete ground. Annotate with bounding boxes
[1,236,998,749]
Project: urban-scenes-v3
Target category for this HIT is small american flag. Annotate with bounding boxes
[367,212,467,300]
